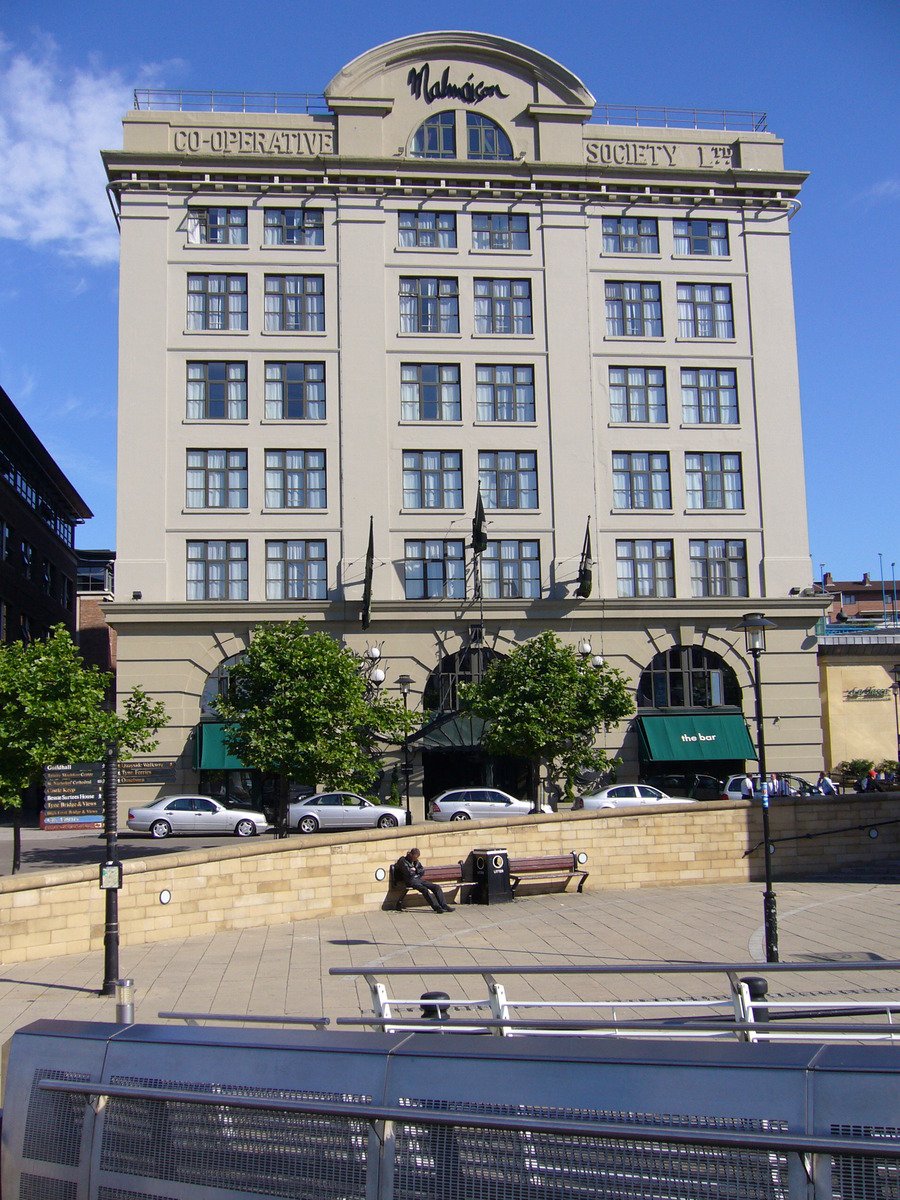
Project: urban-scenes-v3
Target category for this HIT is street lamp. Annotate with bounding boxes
[731,611,779,962]
[397,674,414,824]
[365,645,385,690]
[891,664,900,760]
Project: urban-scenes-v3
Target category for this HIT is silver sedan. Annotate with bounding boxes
[288,792,405,834]
[126,795,270,838]
[572,784,698,811]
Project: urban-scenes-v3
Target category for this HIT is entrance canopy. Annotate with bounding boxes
[193,723,245,771]
[636,713,755,763]
[411,712,487,750]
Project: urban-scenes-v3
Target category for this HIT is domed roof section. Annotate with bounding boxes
[326,31,595,108]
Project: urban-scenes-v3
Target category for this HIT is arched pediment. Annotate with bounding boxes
[326,31,595,109]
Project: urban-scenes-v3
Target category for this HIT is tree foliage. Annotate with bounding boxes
[0,626,169,809]
[461,630,635,794]
[213,621,411,792]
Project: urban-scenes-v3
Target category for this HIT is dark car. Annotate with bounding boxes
[641,773,722,801]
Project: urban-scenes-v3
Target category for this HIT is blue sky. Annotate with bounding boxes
[0,0,897,582]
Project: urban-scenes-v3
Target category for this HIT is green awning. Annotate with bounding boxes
[636,713,756,762]
[412,713,487,750]
[193,723,245,770]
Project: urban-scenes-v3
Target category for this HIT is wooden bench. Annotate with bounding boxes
[508,852,589,894]
[389,861,477,910]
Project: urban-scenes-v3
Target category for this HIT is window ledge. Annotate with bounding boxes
[608,421,670,429]
[471,333,536,340]
[683,508,747,516]
[183,243,249,251]
[183,418,250,425]
[397,332,463,338]
[473,419,538,427]
[183,328,250,336]
[262,329,328,337]
[182,507,250,515]
[400,507,466,515]
[399,419,464,426]
[672,254,732,262]
[262,508,329,515]
[468,248,533,256]
[603,335,666,342]
[610,508,674,515]
[679,422,740,430]
[259,243,327,253]
[599,252,661,260]
[260,418,328,425]
[395,245,459,253]
[675,337,737,344]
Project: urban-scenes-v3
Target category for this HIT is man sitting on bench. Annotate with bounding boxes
[394,848,454,914]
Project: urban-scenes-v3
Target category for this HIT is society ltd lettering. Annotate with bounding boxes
[585,140,734,169]
[407,63,509,105]
[172,128,334,156]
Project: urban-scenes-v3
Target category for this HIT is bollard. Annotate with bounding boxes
[420,990,450,1021]
[115,978,135,1024]
[740,975,769,1023]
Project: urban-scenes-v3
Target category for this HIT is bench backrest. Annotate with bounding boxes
[508,853,578,873]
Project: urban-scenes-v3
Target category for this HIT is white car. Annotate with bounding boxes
[288,792,405,834]
[572,784,698,811]
[429,787,552,822]
[126,795,270,838]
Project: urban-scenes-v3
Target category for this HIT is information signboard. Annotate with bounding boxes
[118,759,178,787]
[42,762,104,829]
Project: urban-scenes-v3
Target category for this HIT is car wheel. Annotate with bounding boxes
[298,815,319,834]
[450,811,471,821]
[150,820,172,839]
[234,819,256,837]
[377,813,399,828]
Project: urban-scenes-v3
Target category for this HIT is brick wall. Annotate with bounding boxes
[1,796,896,965]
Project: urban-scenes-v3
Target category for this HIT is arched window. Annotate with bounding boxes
[423,645,500,713]
[467,112,513,160]
[410,110,456,159]
[637,645,741,710]
[199,652,246,718]
[410,111,514,162]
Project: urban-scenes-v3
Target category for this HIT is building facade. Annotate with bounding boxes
[103,32,825,817]
[0,384,90,645]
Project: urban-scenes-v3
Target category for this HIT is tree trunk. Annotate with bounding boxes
[12,813,22,874]
[277,774,290,838]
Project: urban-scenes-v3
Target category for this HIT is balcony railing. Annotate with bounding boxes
[590,104,767,131]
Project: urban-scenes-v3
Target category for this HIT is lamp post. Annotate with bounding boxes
[397,674,413,824]
[892,665,900,761]
[365,644,385,693]
[732,612,779,962]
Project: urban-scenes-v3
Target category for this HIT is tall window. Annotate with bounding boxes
[402,451,462,508]
[605,281,662,337]
[400,364,461,421]
[467,112,513,160]
[690,540,748,597]
[399,277,459,333]
[685,452,743,509]
[398,211,457,248]
[404,539,465,598]
[637,645,741,709]
[479,451,538,509]
[472,213,529,250]
[602,217,659,254]
[264,450,326,509]
[677,283,734,338]
[474,279,532,334]
[482,540,540,598]
[609,366,667,423]
[187,541,248,601]
[186,450,247,509]
[187,362,247,420]
[612,452,671,509]
[266,540,327,599]
[264,362,326,420]
[674,219,729,256]
[616,540,674,597]
[411,111,456,159]
[264,275,325,332]
[264,208,324,246]
[681,368,738,424]
[187,275,247,331]
[187,207,247,245]
[476,365,535,422]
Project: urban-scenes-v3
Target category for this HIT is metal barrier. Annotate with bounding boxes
[331,959,900,1043]
[2,1018,898,1199]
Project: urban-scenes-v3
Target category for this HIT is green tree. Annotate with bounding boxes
[461,630,635,802]
[213,621,410,811]
[0,625,169,810]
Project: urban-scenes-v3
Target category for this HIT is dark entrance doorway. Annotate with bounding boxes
[422,748,527,803]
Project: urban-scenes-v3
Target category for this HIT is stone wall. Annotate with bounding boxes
[1,796,896,966]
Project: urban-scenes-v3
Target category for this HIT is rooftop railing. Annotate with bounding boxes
[132,90,767,131]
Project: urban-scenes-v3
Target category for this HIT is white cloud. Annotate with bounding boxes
[860,178,900,204]
[0,37,132,264]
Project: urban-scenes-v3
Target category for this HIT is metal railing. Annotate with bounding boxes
[133,89,330,114]
[332,959,900,1042]
[590,104,767,131]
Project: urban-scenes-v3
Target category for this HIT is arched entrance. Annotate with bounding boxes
[416,646,529,800]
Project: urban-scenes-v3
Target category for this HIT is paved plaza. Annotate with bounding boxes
[1,870,898,1099]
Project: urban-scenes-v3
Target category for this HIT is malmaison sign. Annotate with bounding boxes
[407,63,509,105]
[172,128,334,156]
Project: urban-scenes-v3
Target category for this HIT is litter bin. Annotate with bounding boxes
[469,847,514,904]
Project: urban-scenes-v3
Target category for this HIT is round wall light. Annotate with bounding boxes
[374,867,386,881]
[159,889,172,905]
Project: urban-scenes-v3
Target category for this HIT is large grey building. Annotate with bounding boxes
[102,32,825,816]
